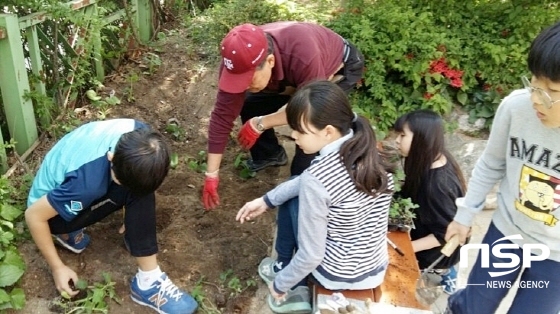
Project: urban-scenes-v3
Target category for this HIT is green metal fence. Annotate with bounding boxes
[0,0,154,174]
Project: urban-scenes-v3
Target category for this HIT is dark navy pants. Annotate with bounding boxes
[448,222,560,314]
[47,182,158,257]
[274,195,307,288]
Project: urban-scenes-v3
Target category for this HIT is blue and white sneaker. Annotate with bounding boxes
[440,266,457,295]
[130,273,198,314]
[53,228,90,254]
[258,257,283,285]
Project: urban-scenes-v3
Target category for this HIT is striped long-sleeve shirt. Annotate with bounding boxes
[265,131,393,292]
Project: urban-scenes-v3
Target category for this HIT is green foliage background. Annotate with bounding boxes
[327,0,559,131]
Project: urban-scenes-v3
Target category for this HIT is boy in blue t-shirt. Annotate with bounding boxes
[25,119,197,314]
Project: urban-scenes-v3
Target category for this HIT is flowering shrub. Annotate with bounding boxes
[328,0,559,132]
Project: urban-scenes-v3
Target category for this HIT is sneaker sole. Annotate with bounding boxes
[267,295,311,314]
[53,236,86,254]
[249,156,288,172]
[131,295,168,314]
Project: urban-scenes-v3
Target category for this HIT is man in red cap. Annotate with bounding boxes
[202,22,364,210]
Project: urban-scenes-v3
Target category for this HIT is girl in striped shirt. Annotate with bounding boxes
[236,80,395,313]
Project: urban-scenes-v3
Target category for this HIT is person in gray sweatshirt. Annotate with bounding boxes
[445,20,560,314]
[236,80,394,314]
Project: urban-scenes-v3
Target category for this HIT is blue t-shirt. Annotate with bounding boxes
[27,119,147,221]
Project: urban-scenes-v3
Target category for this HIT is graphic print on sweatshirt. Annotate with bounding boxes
[515,165,560,226]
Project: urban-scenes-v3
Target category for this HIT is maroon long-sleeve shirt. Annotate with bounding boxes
[207,22,345,154]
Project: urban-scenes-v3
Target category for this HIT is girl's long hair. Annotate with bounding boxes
[286,80,394,196]
[393,110,466,198]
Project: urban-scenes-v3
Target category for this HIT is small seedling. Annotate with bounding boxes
[234,153,256,179]
[187,150,207,173]
[170,152,180,169]
[219,269,257,297]
[51,273,121,313]
[190,276,220,314]
[85,89,121,120]
[165,121,186,142]
[142,52,162,75]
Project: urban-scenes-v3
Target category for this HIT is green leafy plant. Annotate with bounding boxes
[218,269,256,297]
[0,175,28,311]
[187,150,207,173]
[328,0,559,133]
[185,0,326,59]
[190,276,221,314]
[124,72,140,103]
[85,89,121,120]
[170,152,180,169]
[165,121,186,142]
[51,273,121,314]
[141,52,162,75]
[388,168,418,227]
[233,153,256,180]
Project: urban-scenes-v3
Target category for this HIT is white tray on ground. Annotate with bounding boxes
[314,293,434,314]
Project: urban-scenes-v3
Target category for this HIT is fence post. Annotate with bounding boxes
[25,25,49,127]
[0,128,6,174]
[0,14,38,155]
[132,0,152,44]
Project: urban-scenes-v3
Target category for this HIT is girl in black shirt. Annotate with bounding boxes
[394,110,467,294]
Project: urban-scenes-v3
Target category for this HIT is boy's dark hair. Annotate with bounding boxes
[286,80,394,196]
[528,20,560,81]
[393,110,466,199]
[112,128,170,195]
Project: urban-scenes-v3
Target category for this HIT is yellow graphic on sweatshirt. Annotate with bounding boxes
[515,165,559,226]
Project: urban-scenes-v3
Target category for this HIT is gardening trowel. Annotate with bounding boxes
[415,234,460,306]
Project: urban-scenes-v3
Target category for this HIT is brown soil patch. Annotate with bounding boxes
[15,23,289,314]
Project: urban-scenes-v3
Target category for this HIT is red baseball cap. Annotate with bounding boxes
[219,24,268,93]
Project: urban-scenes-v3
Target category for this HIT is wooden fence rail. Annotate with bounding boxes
[0,0,153,174]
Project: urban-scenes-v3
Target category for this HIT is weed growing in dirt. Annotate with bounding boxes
[234,153,256,180]
[50,273,121,314]
[124,72,140,103]
[219,269,257,297]
[141,52,162,75]
[190,276,220,314]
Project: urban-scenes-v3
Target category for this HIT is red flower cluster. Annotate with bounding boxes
[429,58,464,88]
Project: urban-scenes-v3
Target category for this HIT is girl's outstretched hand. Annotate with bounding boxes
[236,197,268,223]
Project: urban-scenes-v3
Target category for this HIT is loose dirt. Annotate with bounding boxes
[15,23,289,314]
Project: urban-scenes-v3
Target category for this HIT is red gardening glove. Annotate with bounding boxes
[202,176,220,210]
[238,119,261,150]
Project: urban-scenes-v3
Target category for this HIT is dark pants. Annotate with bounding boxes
[239,41,364,176]
[47,182,158,257]
[275,196,307,288]
[448,222,560,314]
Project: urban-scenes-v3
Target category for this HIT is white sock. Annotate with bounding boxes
[136,266,163,290]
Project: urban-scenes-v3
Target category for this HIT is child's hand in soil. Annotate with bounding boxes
[236,197,268,223]
[52,264,80,297]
